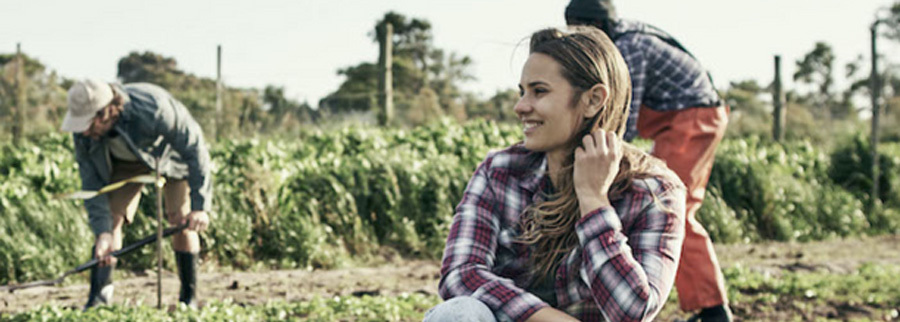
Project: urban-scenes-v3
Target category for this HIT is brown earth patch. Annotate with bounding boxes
[2,235,899,321]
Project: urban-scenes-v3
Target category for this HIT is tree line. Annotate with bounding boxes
[1,7,899,141]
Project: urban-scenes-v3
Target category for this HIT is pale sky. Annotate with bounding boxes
[3,0,898,105]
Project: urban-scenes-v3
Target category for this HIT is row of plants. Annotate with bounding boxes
[1,119,899,284]
[0,293,441,322]
[4,263,897,321]
[0,119,521,282]
[697,135,900,243]
[656,263,900,321]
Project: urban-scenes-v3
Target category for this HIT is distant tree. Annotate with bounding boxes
[724,79,767,116]
[319,63,379,114]
[492,89,520,122]
[466,89,518,121]
[375,11,433,92]
[429,50,475,115]
[116,51,298,138]
[793,42,835,115]
[262,85,318,130]
[844,54,900,117]
[844,54,876,115]
[721,79,771,138]
[405,87,442,126]
[885,1,900,41]
[866,0,900,140]
[320,11,474,123]
[792,42,860,120]
[0,54,67,138]
[117,52,184,87]
[887,63,900,109]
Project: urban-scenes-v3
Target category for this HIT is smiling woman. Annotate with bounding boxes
[427,26,687,322]
[515,53,584,155]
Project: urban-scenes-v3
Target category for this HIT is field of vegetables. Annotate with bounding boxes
[2,236,898,321]
[2,119,900,285]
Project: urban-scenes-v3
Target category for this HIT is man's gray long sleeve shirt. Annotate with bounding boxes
[74,83,212,236]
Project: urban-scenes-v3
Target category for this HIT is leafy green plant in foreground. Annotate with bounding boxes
[3,120,900,285]
[0,293,441,322]
[5,264,899,321]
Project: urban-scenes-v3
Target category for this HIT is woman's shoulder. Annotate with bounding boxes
[625,167,686,198]
[616,172,686,222]
[479,143,543,173]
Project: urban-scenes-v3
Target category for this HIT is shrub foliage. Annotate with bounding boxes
[1,120,898,284]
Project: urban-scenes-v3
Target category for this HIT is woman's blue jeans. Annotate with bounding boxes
[423,296,496,322]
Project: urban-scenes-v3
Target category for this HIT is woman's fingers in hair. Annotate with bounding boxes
[606,131,621,155]
[582,131,597,155]
[592,129,608,155]
[582,129,622,158]
[573,129,621,208]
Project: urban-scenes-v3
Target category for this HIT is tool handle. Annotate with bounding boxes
[1,224,190,293]
[72,223,190,274]
[1,278,62,292]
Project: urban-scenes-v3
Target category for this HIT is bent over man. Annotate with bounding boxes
[61,79,212,309]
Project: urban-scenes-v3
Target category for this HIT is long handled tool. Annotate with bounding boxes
[155,154,164,309]
[0,223,188,293]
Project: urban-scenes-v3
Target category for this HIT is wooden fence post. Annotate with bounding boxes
[378,23,394,126]
[216,45,223,140]
[13,43,26,145]
[870,22,882,205]
[773,55,784,142]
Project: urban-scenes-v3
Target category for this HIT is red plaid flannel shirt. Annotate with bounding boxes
[438,144,685,322]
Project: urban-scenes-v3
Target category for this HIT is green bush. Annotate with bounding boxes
[704,138,873,242]
[0,136,92,285]
[696,186,744,243]
[828,133,900,233]
[2,119,900,284]
[829,134,898,204]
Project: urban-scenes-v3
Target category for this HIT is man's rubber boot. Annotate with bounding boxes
[84,248,115,310]
[686,304,734,322]
[175,250,198,308]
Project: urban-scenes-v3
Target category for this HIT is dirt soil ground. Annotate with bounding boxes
[1,235,899,321]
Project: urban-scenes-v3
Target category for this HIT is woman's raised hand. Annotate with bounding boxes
[573,129,622,216]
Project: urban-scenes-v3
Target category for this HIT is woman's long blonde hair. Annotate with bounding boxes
[517,27,677,281]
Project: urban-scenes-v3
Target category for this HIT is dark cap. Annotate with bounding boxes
[565,0,617,22]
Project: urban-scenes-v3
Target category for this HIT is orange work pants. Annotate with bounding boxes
[637,105,729,311]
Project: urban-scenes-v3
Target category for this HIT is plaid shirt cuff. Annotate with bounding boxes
[497,291,549,322]
[574,205,622,242]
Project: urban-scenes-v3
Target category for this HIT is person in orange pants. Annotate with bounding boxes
[565,0,733,321]
[639,106,730,320]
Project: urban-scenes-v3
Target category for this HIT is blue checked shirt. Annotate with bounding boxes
[439,144,686,322]
[613,19,722,141]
